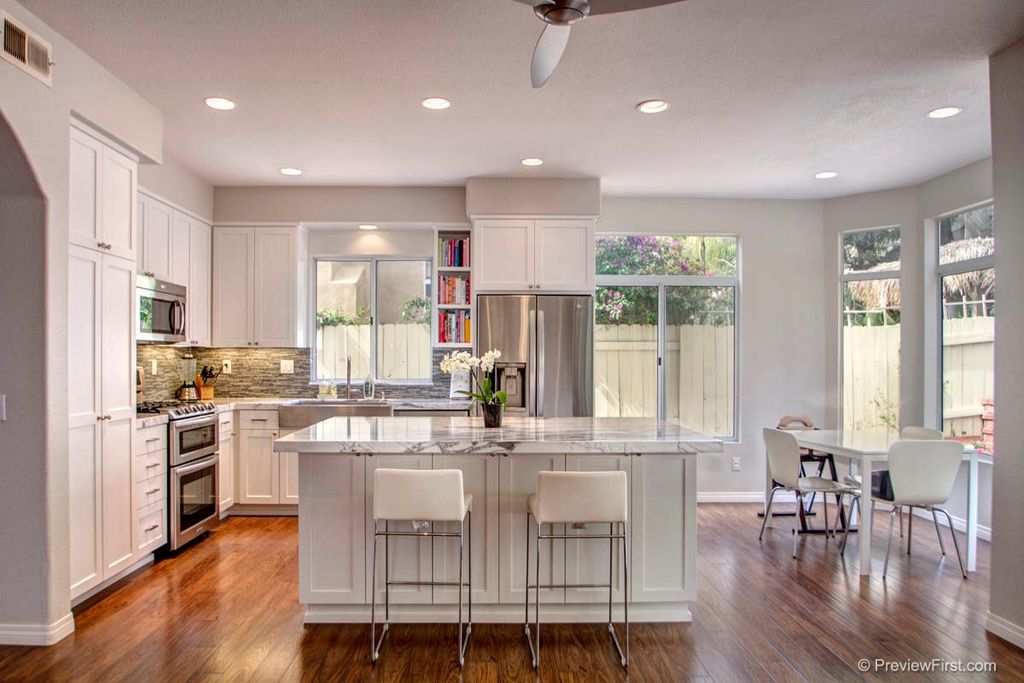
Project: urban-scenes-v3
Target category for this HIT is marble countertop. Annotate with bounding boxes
[390,399,473,411]
[274,416,722,455]
[136,414,169,429]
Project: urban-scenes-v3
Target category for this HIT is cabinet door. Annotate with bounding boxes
[498,453,565,604]
[432,454,500,605]
[218,433,235,512]
[630,454,696,603]
[473,219,534,291]
[100,146,137,261]
[281,452,300,503]
[212,227,254,346]
[101,254,137,426]
[188,220,212,346]
[140,195,173,281]
[170,211,191,288]
[253,228,297,347]
[564,455,630,603]
[238,428,280,504]
[69,128,102,252]
[68,246,103,597]
[366,455,433,604]
[102,415,136,577]
[299,454,366,604]
[534,219,594,292]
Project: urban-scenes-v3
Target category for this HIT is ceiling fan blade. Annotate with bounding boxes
[588,0,686,15]
[531,23,572,88]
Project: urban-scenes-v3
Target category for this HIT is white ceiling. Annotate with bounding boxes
[22,0,1024,198]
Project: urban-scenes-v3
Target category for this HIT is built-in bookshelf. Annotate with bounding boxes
[434,228,472,348]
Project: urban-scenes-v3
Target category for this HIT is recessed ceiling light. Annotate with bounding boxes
[928,106,963,119]
[358,224,379,231]
[814,171,839,179]
[421,97,451,110]
[521,157,544,167]
[636,99,670,114]
[279,167,303,176]
[204,97,235,111]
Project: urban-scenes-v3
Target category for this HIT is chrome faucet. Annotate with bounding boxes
[346,356,352,399]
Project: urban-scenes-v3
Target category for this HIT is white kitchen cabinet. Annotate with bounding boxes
[432,454,501,605]
[138,193,173,281]
[188,219,212,346]
[170,211,191,287]
[281,451,300,503]
[472,218,595,293]
[212,226,306,347]
[630,454,697,604]
[498,453,566,604]
[237,428,280,504]
[365,455,434,604]
[69,126,138,260]
[68,244,137,598]
[564,455,630,603]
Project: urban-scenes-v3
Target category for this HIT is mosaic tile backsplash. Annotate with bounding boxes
[136,345,453,403]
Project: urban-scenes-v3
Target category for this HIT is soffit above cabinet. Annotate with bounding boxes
[466,177,601,218]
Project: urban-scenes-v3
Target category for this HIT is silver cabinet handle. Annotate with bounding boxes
[144,271,155,277]
[146,463,161,469]
[144,524,159,532]
[145,488,160,495]
[145,437,161,443]
[250,418,268,422]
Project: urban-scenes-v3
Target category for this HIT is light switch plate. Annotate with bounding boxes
[150,360,158,375]
[280,359,294,374]
[731,456,742,471]
[222,360,232,375]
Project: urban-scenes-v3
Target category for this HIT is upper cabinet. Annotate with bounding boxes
[472,218,595,293]
[137,191,213,346]
[69,126,138,261]
[212,226,306,348]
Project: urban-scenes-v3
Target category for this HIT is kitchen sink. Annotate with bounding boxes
[280,398,393,429]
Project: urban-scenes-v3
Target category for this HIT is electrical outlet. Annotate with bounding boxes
[731,456,742,471]
[280,359,294,374]
[150,360,158,375]
[222,360,232,375]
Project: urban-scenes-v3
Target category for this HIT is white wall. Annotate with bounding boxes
[600,196,827,496]
[987,37,1024,648]
[466,177,601,216]
[0,0,162,643]
[138,154,214,221]
[307,228,435,258]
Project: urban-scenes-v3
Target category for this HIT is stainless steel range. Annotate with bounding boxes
[138,401,221,549]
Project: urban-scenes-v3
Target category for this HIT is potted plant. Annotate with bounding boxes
[440,349,507,427]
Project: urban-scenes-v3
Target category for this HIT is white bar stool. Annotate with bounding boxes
[371,468,473,666]
[524,471,629,669]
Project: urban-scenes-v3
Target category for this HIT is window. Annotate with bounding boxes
[841,226,901,434]
[313,258,432,383]
[594,235,738,438]
[938,204,994,453]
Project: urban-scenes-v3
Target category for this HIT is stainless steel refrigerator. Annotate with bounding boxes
[476,295,593,417]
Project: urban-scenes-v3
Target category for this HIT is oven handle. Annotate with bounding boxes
[170,414,219,430]
[173,453,218,477]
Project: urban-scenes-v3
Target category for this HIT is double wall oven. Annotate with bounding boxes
[167,405,220,549]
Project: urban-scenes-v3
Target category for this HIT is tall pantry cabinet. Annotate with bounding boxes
[67,124,139,599]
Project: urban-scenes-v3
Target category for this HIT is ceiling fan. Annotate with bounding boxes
[514,0,687,88]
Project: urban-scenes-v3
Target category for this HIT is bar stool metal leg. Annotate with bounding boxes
[370,520,389,663]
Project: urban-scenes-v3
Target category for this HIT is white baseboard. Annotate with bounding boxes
[225,504,297,517]
[698,491,797,504]
[910,506,991,542]
[305,602,692,624]
[986,611,1024,650]
[0,612,74,646]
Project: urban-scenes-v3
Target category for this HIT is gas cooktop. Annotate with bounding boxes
[137,401,217,419]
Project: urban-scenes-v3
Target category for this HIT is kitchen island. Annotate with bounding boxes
[274,416,721,624]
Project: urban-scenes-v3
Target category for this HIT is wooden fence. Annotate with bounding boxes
[316,323,431,381]
[941,316,994,439]
[594,324,735,437]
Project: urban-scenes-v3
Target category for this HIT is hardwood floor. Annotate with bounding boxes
[1,504,1021,682]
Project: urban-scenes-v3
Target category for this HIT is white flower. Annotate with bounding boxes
[479,348,502,373]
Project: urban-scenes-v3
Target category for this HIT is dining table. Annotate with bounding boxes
[772,429,987,577]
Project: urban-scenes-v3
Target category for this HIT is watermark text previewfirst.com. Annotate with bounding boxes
[858,658,996,674]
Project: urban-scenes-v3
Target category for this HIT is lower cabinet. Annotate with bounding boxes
[218,433,235,512]
[281,450,300,503]
[565,455,630,603]
[238,428,280,504]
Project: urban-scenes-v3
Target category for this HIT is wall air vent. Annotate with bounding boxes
[2,11,52,87]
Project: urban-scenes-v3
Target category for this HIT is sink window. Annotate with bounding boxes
[313,257,432,384]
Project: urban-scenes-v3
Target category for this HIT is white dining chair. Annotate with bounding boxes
[865,440,968,579]
[760,428,858,558]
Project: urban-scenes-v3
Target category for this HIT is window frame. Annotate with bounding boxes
[838,225,902,433]
[595,233,741,440]
[933,201,995,437]
[309,255,434,386]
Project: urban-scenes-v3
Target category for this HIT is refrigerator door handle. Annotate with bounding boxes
[528,306,537,416]
[537,308,546,417]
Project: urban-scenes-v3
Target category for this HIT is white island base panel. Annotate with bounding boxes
[297,448,709,625]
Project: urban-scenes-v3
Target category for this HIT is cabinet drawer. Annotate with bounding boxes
[135,473,167,510]
[238,410,278,430]
[136,501,166,553]
[135,450,166,482]
[218,410,234,429]
[134,425,167,455]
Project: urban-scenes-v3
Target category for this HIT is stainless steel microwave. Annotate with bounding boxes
[137,275,187,343]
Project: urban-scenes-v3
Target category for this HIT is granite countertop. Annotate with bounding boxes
[136,414,169,429]
[273,416,723,455]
